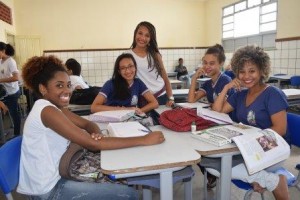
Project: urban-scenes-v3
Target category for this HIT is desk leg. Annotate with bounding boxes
[160,171,173,200]
[218,154,233,200]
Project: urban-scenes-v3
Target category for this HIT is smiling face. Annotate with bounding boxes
[202,54,222,78]
[238,61,262,89]
[39,71,72,108]
[119,58,136,84]
[134,25,151,48]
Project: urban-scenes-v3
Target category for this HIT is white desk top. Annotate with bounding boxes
[172,89,189,95]
[101,128,201,174]
[282,88,300,99]
[169,79,182,84]
[269,75,291,80]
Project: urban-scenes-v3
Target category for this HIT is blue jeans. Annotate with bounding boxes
[3,90,21,136]
[26,178,138,200]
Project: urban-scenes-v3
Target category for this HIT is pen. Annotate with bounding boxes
[138,129,150,133]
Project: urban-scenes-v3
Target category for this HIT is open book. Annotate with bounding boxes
[89,110,134,122]
[107,121,150,137]
[192,124,290,175]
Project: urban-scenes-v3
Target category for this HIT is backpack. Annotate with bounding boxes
[69,86,101,105]
[159,108,216,132]
[59,142,126,184]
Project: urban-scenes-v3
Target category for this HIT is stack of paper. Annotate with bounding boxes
[197,107,233,124]
[107,121,150,137]
[89,110,134,122]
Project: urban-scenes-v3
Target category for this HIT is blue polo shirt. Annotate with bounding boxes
[227,86,288,129]
[200,73,234,103]
[100,78,149,107]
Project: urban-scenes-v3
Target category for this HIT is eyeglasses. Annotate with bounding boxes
[119,65,135,72]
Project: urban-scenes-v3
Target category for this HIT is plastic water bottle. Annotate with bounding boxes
[191,121,196,133]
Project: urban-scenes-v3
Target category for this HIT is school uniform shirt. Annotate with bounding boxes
[69,75,89,90]
[128,50,165,95]
[17,99,69,195]
[199,73,233,103]
[0,57,19,94]
[99,78,149,107]
[227,85,288,129]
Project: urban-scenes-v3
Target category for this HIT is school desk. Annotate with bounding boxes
[282,88,300,106]
[100,127,201,200]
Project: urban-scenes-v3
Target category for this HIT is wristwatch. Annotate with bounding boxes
[168,96,175,101]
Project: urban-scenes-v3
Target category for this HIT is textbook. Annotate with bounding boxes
[192,124,290,175]
[197,107,233,124]
[89,110,134,122]
[107,121,150,137]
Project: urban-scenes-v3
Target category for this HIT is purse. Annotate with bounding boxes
[59,142,126,184]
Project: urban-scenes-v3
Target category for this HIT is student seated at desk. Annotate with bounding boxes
[91,53,159,115]
[188,44,234,104]
[212,45,289,200]
[17,55,165,200]
[65,58,89,90]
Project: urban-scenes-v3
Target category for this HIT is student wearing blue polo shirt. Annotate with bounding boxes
[212,45,289,199]
[91,53,159,115]
[188,44,234,104]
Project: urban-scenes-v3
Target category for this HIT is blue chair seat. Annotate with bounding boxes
[0,136,22,200]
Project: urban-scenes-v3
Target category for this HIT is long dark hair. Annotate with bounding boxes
[130,21,162,78]
[112,53,137,100]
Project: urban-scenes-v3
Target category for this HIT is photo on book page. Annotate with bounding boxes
[256,129,278,152]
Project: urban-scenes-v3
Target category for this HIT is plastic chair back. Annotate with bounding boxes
[287,113,300,147]
[290,76,300,88]
[0,136,22,199]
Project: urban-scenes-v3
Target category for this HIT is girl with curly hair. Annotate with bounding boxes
[212,45,289,199]
[17,55,164,200]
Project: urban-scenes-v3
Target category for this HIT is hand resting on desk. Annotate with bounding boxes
[142,131,165,145]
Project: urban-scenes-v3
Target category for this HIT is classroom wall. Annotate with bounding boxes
[0,0,16,41]
[14,0,206,50]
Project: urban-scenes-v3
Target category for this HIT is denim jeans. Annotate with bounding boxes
[3,90,21,136]
[26,178,138,200]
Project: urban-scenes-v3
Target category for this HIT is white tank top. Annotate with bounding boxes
[17,99,69,195]
[128,49,165,94]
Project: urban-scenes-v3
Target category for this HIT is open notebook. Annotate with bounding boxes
[107,121,150,137]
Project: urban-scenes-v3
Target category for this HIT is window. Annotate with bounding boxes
[222,0,277,51]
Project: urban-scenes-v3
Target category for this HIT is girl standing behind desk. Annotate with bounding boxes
[129,21,174,107]
[91,53,159,115]
[17,55,164,200]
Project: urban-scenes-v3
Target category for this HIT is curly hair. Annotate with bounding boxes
[130,21,162,78]
[22,55,67,97]
[231,45,270,82]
